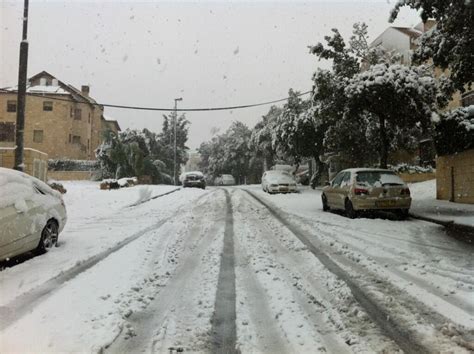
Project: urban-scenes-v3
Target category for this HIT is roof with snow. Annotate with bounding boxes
[101,115,121,132]
[370,26,423,48]
[391,27,423,39]
[1,71,101,108]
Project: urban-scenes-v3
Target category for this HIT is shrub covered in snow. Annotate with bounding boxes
[390,163,434,174]
[48,159,98,172]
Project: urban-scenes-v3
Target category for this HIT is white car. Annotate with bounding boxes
[0,168,67,262]
[216,174,236,186]
[261,170,297,194]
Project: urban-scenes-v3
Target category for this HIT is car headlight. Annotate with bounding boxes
[270,184,278,187]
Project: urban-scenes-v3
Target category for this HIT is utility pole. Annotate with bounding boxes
[14,0,30,171]
[173,97,182,185]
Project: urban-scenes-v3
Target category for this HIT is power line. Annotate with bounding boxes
[22,90,312,112]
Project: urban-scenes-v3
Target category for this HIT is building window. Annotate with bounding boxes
[7,100,17,113]
[33,130,44,143]
[87,139,90,150]
[74,108,82,120]
[0,122,15,142]
[72,135,81,144]
[70,107,74,117]
[43,101,53,111]
[88,112,91,123]
[461,90,474,107]
[68,134,72,143]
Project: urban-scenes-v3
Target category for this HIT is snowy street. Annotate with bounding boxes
[0,182,473,353]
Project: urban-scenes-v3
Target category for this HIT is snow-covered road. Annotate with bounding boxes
[1,182,473,353]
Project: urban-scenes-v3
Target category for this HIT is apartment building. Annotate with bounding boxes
[0,71,120,161]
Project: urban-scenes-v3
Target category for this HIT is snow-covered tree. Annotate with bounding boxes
[96,128,171,183]
[344,63,441,168]
[158,112,190,179]
[433,106,474,156]
[390,0,473,92]
[249,105,282,171]
[272,89,327,172]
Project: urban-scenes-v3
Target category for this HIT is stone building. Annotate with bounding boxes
[0,71,120,161]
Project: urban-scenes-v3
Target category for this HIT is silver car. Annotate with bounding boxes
[0,168,67,261]
[214,174,236,186]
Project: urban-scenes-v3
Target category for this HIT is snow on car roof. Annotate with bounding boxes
[0,167,60,209]
[184,171,204,177]
[341,168,394,173]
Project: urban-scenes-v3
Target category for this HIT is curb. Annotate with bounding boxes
[410,213,474,243]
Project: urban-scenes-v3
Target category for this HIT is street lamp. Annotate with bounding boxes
[173,97,182,185]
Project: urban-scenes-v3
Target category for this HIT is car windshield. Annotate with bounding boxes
[356,171,404,187]
[1,1,472,353]
[267,171,291,177]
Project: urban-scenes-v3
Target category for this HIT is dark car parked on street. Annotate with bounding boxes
[182,171,206,189]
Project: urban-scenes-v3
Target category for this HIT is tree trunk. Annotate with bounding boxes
[314,154,325,184]
[379,116,388,169]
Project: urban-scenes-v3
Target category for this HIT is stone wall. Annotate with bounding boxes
[0,147,48,181]
[48,170,94,181]
[436,149,474,204]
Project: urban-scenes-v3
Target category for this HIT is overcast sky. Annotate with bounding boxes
[0,0,420,149]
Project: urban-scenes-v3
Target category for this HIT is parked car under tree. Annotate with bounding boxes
[261,170,298,194]
[321,168,411,219]
[0,168,67,262]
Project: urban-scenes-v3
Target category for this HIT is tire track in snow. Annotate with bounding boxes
[242,189,432,354]
[210,189,237,354]
[0,190,213,332]
[233,193,352,354]
[287,212,474,320]
[105,189,227,353]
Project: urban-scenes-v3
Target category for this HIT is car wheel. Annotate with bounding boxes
[397,209,409,220]
[322,194,329,211]
[345,199,357,219]
[37,220,58,253]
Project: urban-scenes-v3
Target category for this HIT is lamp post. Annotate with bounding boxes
[173,97,182,185]
[14,0,30,171]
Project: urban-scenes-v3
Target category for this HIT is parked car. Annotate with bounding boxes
[0,167,67,262]
[215,174,236,186]
[321,168,411,218]
[182,171,206,189]
[261,170,298,194]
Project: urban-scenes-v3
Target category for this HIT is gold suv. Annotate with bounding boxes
[321,168,411,219]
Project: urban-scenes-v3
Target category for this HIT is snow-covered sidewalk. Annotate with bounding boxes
[409,180,474,228]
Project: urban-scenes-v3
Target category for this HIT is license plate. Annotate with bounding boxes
[376,200,396,207]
